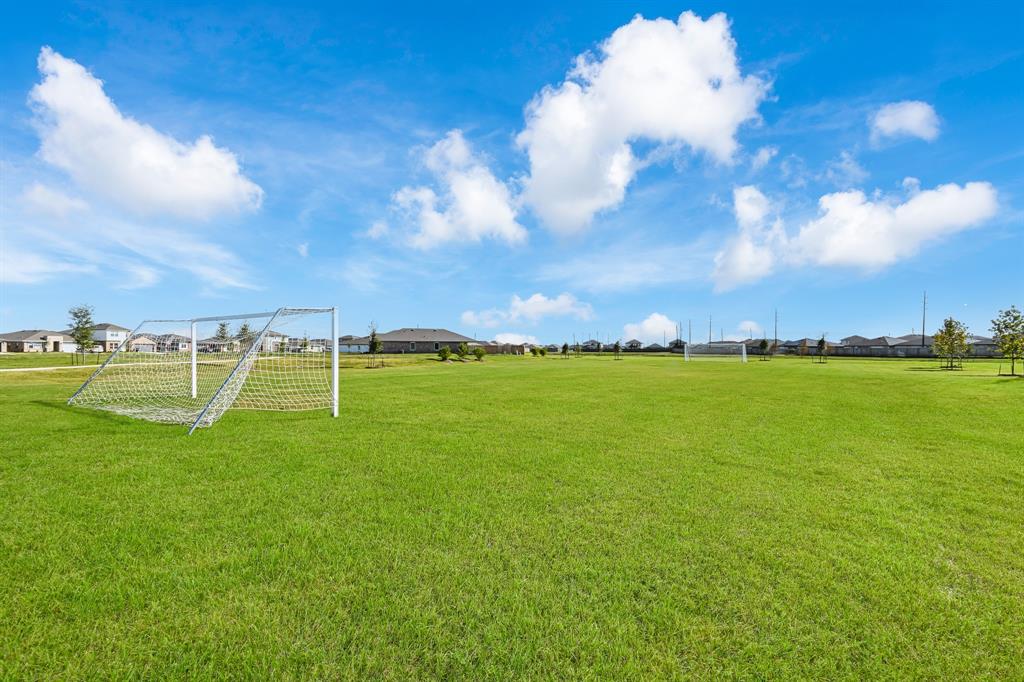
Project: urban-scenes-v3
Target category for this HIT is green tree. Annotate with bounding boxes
[538,346,547,357]
[816,336,827,363]
[991,305,1024,376]
[933,317,969,370]
[68,304,95,355]
[530,346,540,357]
[561,342,569,358]
[758,338,768,361]
[457,342,470,361]
[237,322,255,347]
[473,347,486,361]
[613,340,622,359]
[438,345,452,361]
[214,322,232,342]
[367,321,383,368]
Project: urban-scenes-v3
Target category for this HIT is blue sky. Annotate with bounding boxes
[2,2,1022,344]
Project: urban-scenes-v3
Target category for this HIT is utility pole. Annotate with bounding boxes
[921,291,927,346]
[708,314,712,344]
[774,309,778,349]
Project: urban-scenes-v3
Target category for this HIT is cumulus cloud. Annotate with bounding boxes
[750,145,778,171]
[392,130,526,249]
[792,181,997,268]
[494,332,539,345]
[623,312,679,344]
[870,100,940,144]
[713,180,998,290]
[296,242,309,258]
[462,292,593,328]
[712,185,785,291]
[516,11,768,233]
[29,47,263,219]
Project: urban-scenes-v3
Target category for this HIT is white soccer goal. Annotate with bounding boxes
[68,307,339,433]
[684,342,748,362]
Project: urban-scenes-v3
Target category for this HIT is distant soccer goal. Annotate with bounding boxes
[684,342,748,362]
[68,307,339,433]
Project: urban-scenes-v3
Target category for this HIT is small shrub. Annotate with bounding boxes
[438,346,452,361]
[530,347,540,357]
[457,342,469,361]
[473,347,486,361]
[539,347,547,357]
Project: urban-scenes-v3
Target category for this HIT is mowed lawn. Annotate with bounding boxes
[1,356,1022,678]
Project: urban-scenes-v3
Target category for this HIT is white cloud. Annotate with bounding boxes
[366,220,389,239]
[494,332,539,345]
[392,130,526,249]
[712,186,785,291]
[21,183,88,218]
[736,320,763,339]
[296,242,309,258]
[732,184,771,229]
[115,264,162,289]
[824,151,869,188]
[516,11,768,233]
[30,47,263,219]
[623,312,678,344]
[870,100,940,144]
[750,146,778,171]
[462,292,593,328]
[713,180,997,290]
[0,244,96,284]
[793,181,997,268]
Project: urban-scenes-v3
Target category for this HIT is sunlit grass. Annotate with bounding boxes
[1,355,1021,677]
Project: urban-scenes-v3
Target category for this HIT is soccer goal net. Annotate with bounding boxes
[68,307,338,433]
[684,342,748,362]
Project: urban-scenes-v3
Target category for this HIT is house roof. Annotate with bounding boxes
[92,323,130,331]
[625,339,643,345]
[646,343,666,350]
[368,327,475,342]
[0,329,72,342]
[968,335,995,344]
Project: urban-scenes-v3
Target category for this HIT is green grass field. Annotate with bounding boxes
[1,355,1022,678]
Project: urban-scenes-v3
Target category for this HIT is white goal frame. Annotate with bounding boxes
[684,342,747,362]
[68,307,338,434]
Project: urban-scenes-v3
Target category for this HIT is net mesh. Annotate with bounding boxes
[69,308,335,430]
[684,343,748,362]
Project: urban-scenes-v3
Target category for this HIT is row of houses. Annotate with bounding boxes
[0,323,131,353]
[535,332,1001,358]
[3,324,1001,359]
[0,325,530,356]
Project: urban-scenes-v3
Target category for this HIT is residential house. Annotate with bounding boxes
[0,329,72,352]
[88,323,131,352]
[625,339,643,351]
[345,328,477,354]
[581,339,602,351]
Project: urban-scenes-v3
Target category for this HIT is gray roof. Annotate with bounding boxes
[92,322,130,331]
[0,329,72,342]
[372,327,475,342]
[625,339,643,345]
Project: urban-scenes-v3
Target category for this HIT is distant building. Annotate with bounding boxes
[346,328,477,354]
[624,339,643,351]
[0,329,72,353]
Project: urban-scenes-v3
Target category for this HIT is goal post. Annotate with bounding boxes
[683,342,748,362]
[68,307,339,432]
